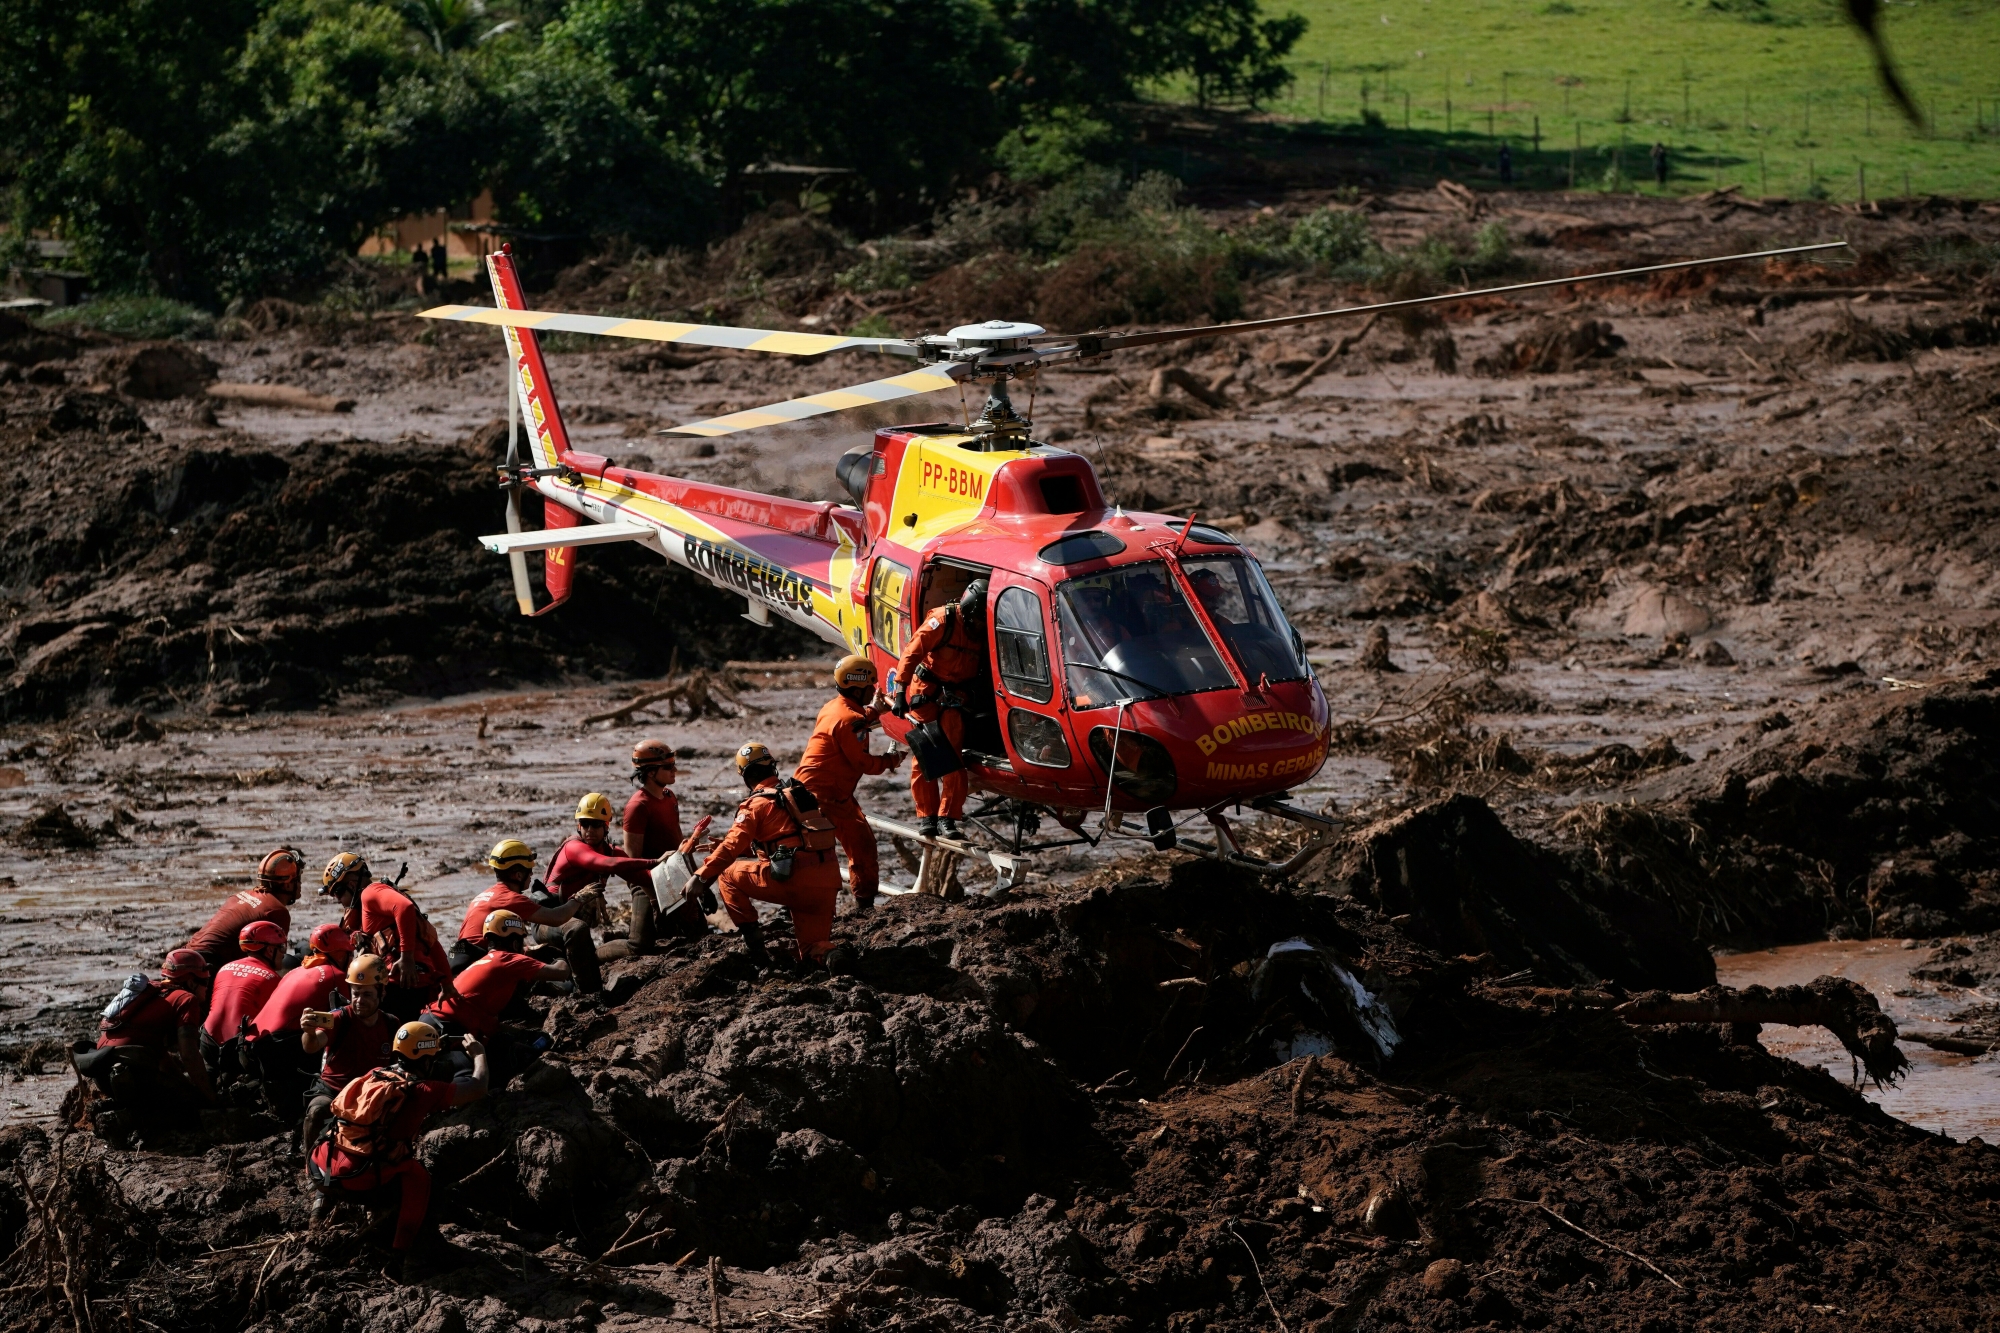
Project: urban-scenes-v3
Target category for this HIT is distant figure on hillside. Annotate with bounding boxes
[1651,142,1668,187]
[410,244,427,294]
[1498,143,1513,186]
[430,236,448,285]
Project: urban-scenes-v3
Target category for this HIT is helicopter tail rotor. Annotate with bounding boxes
[501,370,535,616]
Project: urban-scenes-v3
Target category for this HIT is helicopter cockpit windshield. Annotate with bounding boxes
[1180,555,1311,685]
[1057,562,1234,706]
[1057,555,1310,707]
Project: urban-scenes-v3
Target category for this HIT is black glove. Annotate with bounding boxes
[693,877,718,914]
[891,689,908,718]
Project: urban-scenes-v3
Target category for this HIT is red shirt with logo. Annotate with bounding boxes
[98,985,204,1054]
[621,788,682,859]
[187,891,292,969]
[346,882,451,987]
[428,950,545,1038]
[253,963,347,1039]
[205,956,280,1044]
[457,882,543,942]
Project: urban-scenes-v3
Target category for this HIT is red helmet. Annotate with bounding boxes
[161,948,211,986]
[307,922,354,963]
[238,920,287,954]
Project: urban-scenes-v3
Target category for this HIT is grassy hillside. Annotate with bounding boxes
[1240,0,2000,198]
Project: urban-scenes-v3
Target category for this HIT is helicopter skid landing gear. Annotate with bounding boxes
[1181,797,1343,878]
[871,816,1022,900]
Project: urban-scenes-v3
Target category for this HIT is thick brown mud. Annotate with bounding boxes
[4,188,2000,1330]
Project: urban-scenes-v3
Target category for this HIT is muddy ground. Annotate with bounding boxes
[2,185,2000,1330]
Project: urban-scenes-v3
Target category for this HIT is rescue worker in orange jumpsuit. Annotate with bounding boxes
[689,742,842,968]
[795,655,904,910]
[893,579,989,839]
[320,853,458,1019]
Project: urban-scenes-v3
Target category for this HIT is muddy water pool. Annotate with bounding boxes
[1717,939,2000,1143]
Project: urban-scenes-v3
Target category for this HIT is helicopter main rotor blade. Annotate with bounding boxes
[420,304,920,359]
[1071,241,1850,354]
[664,362,971,437]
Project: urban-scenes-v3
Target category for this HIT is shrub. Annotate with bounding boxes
[41,296,215,341]
[1288,208,1376,269]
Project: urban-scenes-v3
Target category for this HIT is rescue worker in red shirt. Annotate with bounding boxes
[426,910,567,1086]
[796,655,904,911]
[450,840,581,972]
[892,579,989,839]
[542,793,654,993]
[80,948,217,1140]
[202,920,287,1082]
[299,954,402,1152]
[249,922,354,1107]
[321,853,458,1019]
[186,847,305,970]
[622,740,685,950]
[689,743,842,969]
[307,1019,487,1269]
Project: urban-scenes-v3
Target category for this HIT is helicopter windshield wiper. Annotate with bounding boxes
[1083,662,1176,700]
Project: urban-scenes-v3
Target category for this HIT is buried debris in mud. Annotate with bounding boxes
[7,856,1996,1332]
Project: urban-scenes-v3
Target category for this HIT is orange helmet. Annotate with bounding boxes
[834,654,877,691]
[347,954,389,987]
[257,847,305,899]
[392,1021,442,1061]
[632,739,676,769]
[321,852,368,895]
[482,908,530,939]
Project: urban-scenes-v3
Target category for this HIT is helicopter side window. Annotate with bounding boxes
[993,586,1053,705]
[1181,555,1310,684]
[869,558,912,657]
[1056,562,1234,706]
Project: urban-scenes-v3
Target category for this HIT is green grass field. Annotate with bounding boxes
[1237,0,2000,198]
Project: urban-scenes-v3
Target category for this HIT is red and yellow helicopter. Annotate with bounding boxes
[421,237,1843,874]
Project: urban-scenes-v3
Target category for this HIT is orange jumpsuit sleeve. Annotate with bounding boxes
[697,798,764,881]
[835,713,895,777]
[895,609,950,690]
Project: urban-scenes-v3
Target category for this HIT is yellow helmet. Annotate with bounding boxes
[391,1020,442,1061]
[834,654,877,690]
[487,838,536,872]
[482,908,530,939]
[575,792,615,823]
[346,954,389,987]
[320,851,368,894]
[734,741,774,772]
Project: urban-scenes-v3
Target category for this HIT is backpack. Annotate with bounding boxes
[98,975,154,1035]
[327,1066,418,1170]
[771,779,838,852]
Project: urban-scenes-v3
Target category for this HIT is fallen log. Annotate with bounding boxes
[207,382,355,412]
[1617,976,1908,1084]
[1148,365,1231,409]
[1276,314,1382,397]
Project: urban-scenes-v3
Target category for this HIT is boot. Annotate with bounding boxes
[939,818,963,841]
[738,919,774,969]
[629,885,657,953]
[559,918,603,994]
[917,816,940,839]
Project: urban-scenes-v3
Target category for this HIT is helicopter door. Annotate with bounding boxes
[990,578,1072,773]
[917,557,1003,764]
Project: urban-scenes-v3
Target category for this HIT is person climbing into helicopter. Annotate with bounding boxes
[320,853,458,1020]
[541,794,655,992]
[892,578,988,840]
[795,655,905,911]
[688,742,842,968]
[621,741,688,949]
